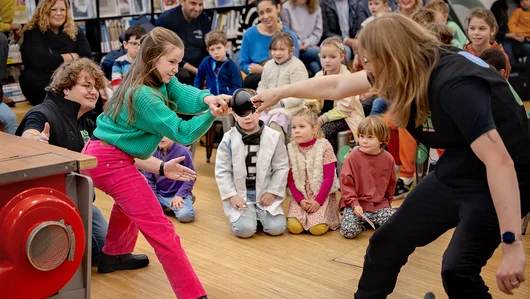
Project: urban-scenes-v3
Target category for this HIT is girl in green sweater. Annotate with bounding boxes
[81,27,229,299]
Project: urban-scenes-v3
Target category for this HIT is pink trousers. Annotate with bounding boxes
[81,140,206,299]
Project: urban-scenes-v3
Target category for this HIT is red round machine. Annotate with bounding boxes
[0,187,85,299]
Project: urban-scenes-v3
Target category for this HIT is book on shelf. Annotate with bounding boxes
[14,0,28,24]
[162,0,179,11]
[132,0,149,14]
[75,21,87,35]
[118,0,132,15]
[71,0,97,20]
[25,0,37,22]
[2,83,25,102]
[204,0,215,9]
[99,0,120,17]
[211,10,240,40]
[154,0,163,13]
[215,0,234,8]
[100,19,128,53]
[7,44,22,65]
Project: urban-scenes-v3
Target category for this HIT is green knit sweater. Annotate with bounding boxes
[94,77,215,159]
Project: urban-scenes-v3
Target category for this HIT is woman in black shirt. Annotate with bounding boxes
[253,13,529,298]
[20,0,92,105]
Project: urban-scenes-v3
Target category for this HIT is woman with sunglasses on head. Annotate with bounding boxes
[20,0,92,106]
[253,13,529,298]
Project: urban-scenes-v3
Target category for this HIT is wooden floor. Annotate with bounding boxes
[90,145,530,299]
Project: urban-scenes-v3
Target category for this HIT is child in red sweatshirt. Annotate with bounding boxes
[339,116,397,239]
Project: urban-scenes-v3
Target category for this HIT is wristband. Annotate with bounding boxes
[159,161,165,176]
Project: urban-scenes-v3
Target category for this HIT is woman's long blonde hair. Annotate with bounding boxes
[22,0,78,40]
[104,27,185,124]
[359,13,440,128]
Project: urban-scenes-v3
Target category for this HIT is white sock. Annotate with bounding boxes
[400,177,413,185]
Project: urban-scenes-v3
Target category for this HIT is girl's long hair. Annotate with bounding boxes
[104,27,185,124]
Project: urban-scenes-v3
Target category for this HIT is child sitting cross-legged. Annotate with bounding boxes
[339,116,397,239]
[215,99,289,238]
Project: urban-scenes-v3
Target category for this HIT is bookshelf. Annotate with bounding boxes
[21,0,248,56]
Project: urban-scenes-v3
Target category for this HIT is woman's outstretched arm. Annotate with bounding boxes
[252,71,372,112]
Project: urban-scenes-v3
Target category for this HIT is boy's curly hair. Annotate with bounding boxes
[47,58,106,96]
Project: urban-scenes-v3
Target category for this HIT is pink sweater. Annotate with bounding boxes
[339,148,396,212]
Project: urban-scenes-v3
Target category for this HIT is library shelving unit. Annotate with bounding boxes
[22,0,250,61]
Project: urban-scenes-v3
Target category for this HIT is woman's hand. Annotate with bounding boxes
[248,63,264,74]
[251,87,283,113]
[300,42,308,51]
[204,94,230,116]
[164,156,197,181]
[497,241,526,295]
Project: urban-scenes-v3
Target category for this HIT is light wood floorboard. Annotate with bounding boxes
[91,145,530,299]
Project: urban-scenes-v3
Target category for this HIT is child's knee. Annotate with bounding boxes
[340,225,362,239]
[287,218,304,234]
[175,207,195,223]
[309,224,329,236]
[263,216,286,236]
[232,221,257,238]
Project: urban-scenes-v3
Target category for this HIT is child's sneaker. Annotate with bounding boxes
[394,178,412,200]
[424,292,435,299]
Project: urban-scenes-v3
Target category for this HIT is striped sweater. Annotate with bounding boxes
[111,54,132,90]
[93,76,215,159]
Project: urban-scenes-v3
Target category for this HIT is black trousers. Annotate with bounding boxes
[355,171,530,299]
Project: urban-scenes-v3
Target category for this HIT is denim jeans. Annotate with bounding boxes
[300,46,322,75]
[369,97,388,116]
[155,193,195,223]
[0,102,18,134]
[231,189,286,238]
[92,205,108,265]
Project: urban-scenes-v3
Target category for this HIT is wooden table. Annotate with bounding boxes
[0,132,97,299]
[0,131,96,185]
